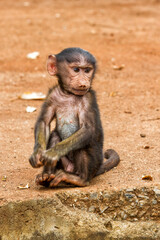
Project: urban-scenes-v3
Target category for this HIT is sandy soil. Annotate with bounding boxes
[0,0,160,204]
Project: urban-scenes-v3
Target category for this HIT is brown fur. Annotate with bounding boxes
[29,48,120,187]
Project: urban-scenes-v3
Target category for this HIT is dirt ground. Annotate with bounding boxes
[0,0,160,204]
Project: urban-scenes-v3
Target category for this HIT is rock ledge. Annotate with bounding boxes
[0,187,160,240]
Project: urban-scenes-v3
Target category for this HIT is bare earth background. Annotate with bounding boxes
[0,0,160,204]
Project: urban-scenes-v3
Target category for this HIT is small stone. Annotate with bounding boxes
[88,206,95,212]
[89,192,98,200]
[26,106,37,113]
[104,221,112,230]
[83,197,89,201]
[139,200,147,207]
[137,194,149,200]
[153,188,160,197]
[99,206,108,214]
[140,133,146,138]
[142,175,152,181]
[2,176,7,181]
[103,192,110,199]
[152,200,157,205]
[120,211,127,220]
[124,110,132,114]
[126,188,134,192]
[144,145,150,149]
[113,64,125,70]
[26,51,40,59]
[124,193,135,199]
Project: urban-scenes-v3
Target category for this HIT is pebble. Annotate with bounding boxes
[124,193,135,199]
[89,192,98,200]
[144,145,150,149]
[153,188,160,197]
[126,188,134,192]
[103,193,110,199]
[140,133,146,138]
[139,200,146,207]
[88,206,95,212]
[152,200,157,205]
[99,206,109,214]
[120,211,127,220]
[137,194,149,200]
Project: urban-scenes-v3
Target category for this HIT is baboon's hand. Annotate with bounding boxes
[42,149,59,167]
[29,148,44,168]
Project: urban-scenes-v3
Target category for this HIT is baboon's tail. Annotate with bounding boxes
[96,149,120,176]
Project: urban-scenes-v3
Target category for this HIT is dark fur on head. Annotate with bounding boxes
[56,47,97,71]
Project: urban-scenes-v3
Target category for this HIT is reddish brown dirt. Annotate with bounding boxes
[0,0,160,204]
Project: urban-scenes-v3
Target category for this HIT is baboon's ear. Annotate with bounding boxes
[47,55,57,76]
